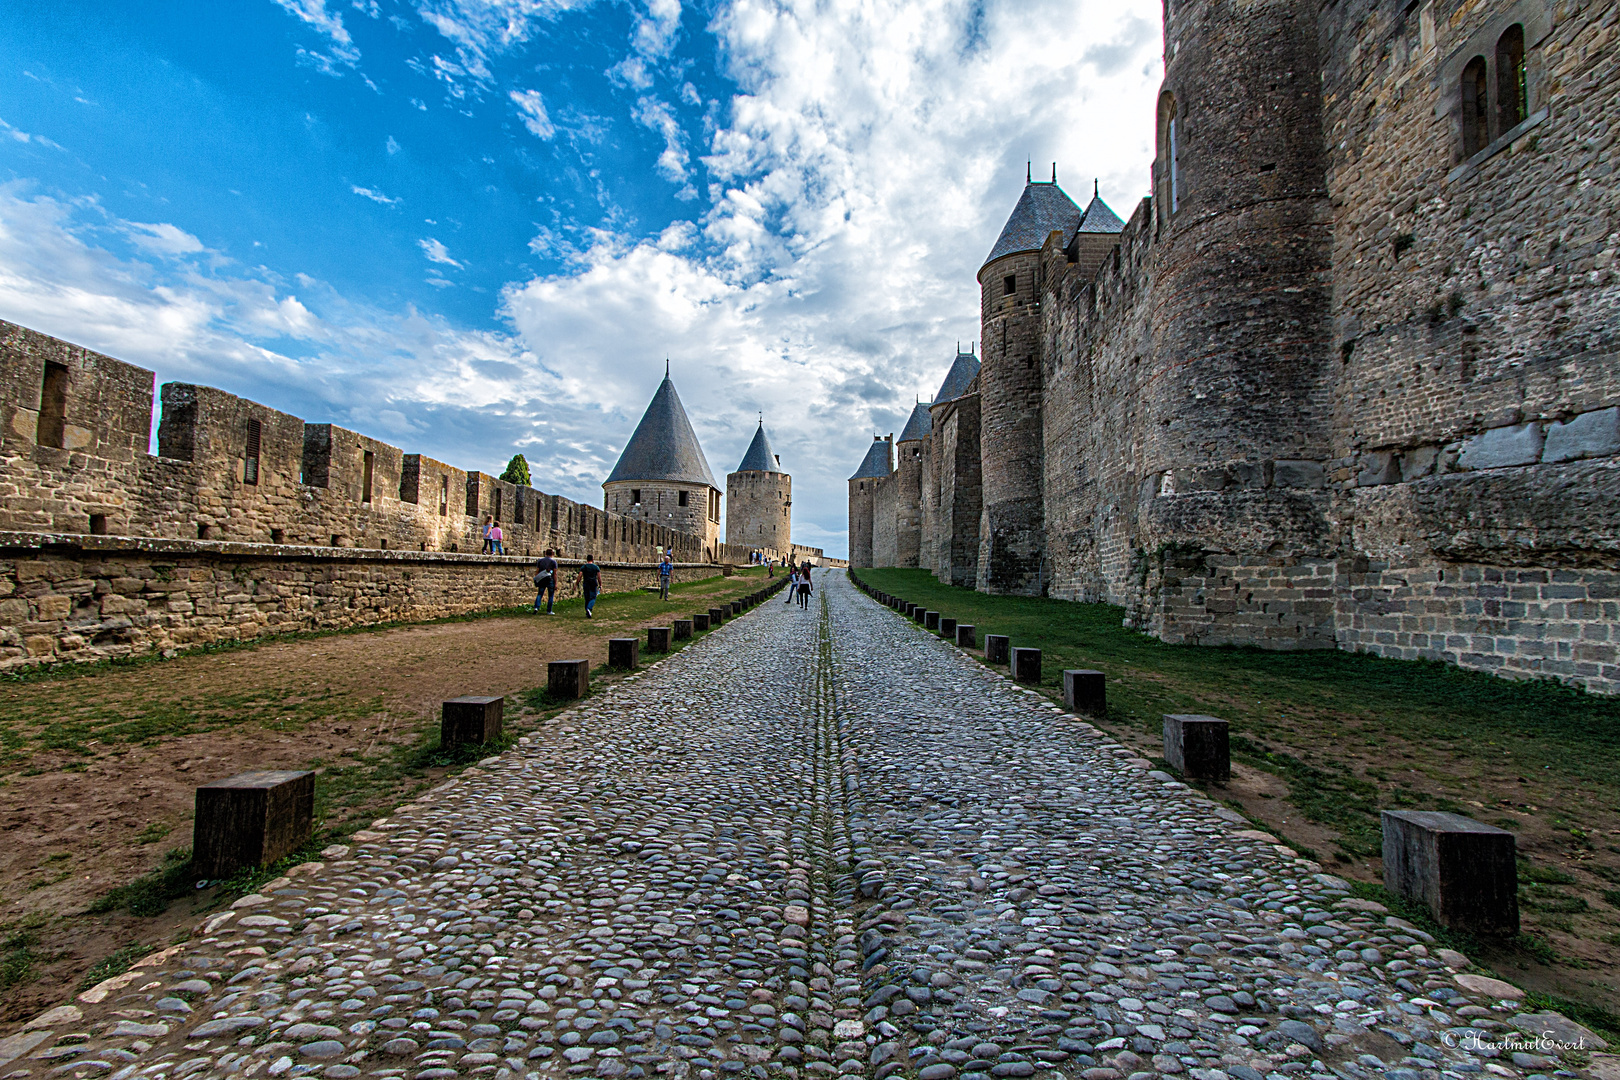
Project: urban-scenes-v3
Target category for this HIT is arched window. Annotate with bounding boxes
[1460,56,1489,156]
[1496,25,1527,132]
[1156,92,1181,218]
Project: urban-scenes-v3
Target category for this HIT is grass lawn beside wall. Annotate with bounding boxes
[852,567,1620,1032]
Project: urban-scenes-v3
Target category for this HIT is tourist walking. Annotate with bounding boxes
[481,516,495,554]
[533,549,558,614]
[658,552,673,600]
[785,568,799,605]
[489,521,505,556]
[578,554,601,618]
[797,566,812,609]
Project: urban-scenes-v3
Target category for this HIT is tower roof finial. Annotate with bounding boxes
[665,356,670,378]
[1052,162,1057,182]
[1094,177,1099,198]
[1026,160,1031,183]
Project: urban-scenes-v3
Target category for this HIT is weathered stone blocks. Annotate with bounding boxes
[939,616,956,638]
[1010,646,1041,684]
[1381,810,1519,933]
[441,695,503,749]
[608,638,639,669]
[692,613,710,632]
[548,659,590,700]
[924,611,940,631]
[1457,423,1544,470]
[193,770,315,879]
[1163,714,1230,781]
[1543,408,1620,464]
[956,623,976,648]
[708,607,725,626]
[984,634,1009,664]
[647,626,671,652]
[1062,669,1105,717]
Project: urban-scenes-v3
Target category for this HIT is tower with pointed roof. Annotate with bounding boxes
[974,173,1085,594]
[603,373,722,557]
[922,344,983,586]
[725,420,792,557]
[845,434,892,568]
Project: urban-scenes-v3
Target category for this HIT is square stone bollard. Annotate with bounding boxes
[984,634,1010,663]
[956,624,977,648]
[548,659,591,700]
[193,770,315,879]
[673,618,694,640]
[939,617,957,638]
[1010,647,1042,684]
[1382,811,1519,933]
[693,612,710,631]
[924,611,940,631]
[1063,670,1106,717]
[647,626,671,653]
[608,638,640,669]
[441,695,503,749]
[709,607,726,626]
[1163,714,1230,780]
[913,606,926,624]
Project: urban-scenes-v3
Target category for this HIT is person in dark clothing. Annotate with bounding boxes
[797,567,812,608]
[533,549,559,614]
[578,555,601,618]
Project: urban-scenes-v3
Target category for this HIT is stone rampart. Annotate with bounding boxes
[0,532,724,669]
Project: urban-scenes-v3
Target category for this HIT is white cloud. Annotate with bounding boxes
[351,184,401,205]
[386,135,401,154]
[418,237,463,267]
[509,89,555,139]
[273,0,362,70]
[125,221,206,257]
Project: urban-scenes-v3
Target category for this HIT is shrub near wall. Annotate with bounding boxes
[0,532,720,668]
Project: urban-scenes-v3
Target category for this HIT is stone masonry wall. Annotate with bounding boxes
[0,532,725,669]
[724,469,792,558]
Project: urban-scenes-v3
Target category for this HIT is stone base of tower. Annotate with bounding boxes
[975,498,1045,595]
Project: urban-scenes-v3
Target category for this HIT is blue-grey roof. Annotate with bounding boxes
[898,403,933,443]
[734,422,781,473]
[1077,194,1125,234]
[604,376,717,488]
[849,438,891,480]
[934,349,981,403]
[984,181,1083,265]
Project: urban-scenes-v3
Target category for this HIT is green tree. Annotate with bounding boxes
[500,453,531,487]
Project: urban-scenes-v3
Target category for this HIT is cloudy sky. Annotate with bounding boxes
[0,0,1162,558]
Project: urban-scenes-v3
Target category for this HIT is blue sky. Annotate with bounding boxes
[0,0,1162,558]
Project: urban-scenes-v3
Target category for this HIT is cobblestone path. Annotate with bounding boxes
[0,572,1593,1080]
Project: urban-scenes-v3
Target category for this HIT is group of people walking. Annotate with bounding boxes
[529,548,814,617]
[785,561,815,609]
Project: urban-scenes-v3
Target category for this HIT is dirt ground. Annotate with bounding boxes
[0,572,771,1025]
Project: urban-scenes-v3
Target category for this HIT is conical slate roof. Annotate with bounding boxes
[604,376,717,488]
[848,438,892,480]
[934,349,981,404]
[1077,193,1125,234]
[734,422,781,473]
[984,181,1083,265]
[898,403,933,443]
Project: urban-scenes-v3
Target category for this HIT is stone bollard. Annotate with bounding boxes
[956,624,977,649]
[709,606,726,626]
[913,606,927,624]
[984,634,1010,663]
[939,616,957,638]
[924,611,940,631]
[608,638,640,669]
[548,659,591,700]
[1062,670,1106,717]
[693,613,711,632]
[441,695,503,749]
[1010,647,1041,684]
[1163,714,1230,780]
[1382,811,1519,933]
[193,770,315,879]
[647,626,672,653]
[673,618,694,640]
[729,601,741,615]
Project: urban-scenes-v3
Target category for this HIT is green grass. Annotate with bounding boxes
[0,926,42,989]
[76,943,153,992]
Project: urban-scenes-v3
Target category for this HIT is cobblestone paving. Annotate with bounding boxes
[0,571,1599,1080]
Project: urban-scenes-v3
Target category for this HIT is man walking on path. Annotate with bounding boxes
[658,552,673,600]
[533,549,558,614]
[785,568,799,604]
[578,555,601,618]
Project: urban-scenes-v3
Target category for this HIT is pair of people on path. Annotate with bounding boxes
[531,549,599,616]
[482,516,504,555]
[786,564,813,609]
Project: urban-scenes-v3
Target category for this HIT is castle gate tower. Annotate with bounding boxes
[891,403,932,568]
[976,178,1083,595]
[604,374,722,557]
[846,435,892,569]
[725,420,791,556]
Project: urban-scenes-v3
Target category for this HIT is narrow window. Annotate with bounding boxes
[438,475,448,516]
[1168,117,1180,212]
[1496,26,1527,132]
[37,361,68,448]
[1461,55,1489,156]
[1156,92,1181,224]
[89,514,108,535]
[466,476,479,516]
[1003,274,1016,296]
[244,418,262,485]
[361,450,375,503]
[631,488,641,505]
[493,487,502,521]
[515,490,525,525]
[270,528,285,544]
[678,490,689,507]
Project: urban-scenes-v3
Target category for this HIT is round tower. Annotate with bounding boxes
[846,435,891,569]
[603,374,722,556]
[726,420,792,557]
[976,178,1082,595]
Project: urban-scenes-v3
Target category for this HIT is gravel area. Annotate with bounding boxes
[0,570,1601,1080]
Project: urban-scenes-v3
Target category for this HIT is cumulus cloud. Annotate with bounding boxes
[509,88,555,139]
[125,221,207,257]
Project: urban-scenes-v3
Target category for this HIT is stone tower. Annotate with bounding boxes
[725,420,791,555]
[603,374,722,557]
[846,435,892,569]
[923,346,982,586]
[976,177,1082,595]
[889,402,932,567]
